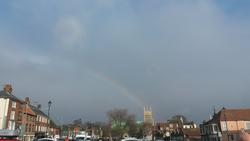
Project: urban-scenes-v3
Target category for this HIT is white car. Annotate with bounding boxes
[121,138,140,141]
[75,135,92,141]
[37,138,55,141]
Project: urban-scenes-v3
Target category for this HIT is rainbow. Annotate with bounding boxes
[86,68,145,108]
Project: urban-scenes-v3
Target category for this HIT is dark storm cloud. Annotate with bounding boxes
[0,1,250,123]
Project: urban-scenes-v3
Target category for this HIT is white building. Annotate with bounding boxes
[0,98,9,129]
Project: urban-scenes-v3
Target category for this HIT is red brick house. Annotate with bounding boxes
[21,97,37,141]
[0,84,23,130]
[171,128,201,141]
[200,107,250,141]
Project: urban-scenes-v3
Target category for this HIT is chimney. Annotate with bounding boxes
[37,104,41,109]
[25,97,30,104]
[3,84,12,94]
[180,117,184,123]
[209,115,213,120]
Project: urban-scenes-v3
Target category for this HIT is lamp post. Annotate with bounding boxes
[47,101,52,137]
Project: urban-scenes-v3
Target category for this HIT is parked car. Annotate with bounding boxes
[75,137,85,141]
[75,135,92,141]
[121,137,140,141]
[37,138,54,141]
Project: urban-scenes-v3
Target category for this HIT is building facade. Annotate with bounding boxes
[183,122,197,129]
[0,85,58,141]
[171,128,201,141]
[200,108,250,141]
[0,85,23,130]
[21,97,37,141]
[154,117,198,141]
[30,104,50,138]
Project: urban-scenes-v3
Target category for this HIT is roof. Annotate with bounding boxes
[202,108,250,127]
[50,120,59,128]
[29,104,58,127]
[155,122,168,126]
[182,128,201,137]
[0,90,23,103]
[183,121,195,125]
[219,108,250,121]
[29,104,48,118]
[23,104,37,116]
[167,120,180,124]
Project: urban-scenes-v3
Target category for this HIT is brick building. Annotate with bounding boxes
[21,97,37,141]
[171,128,201,141]
[0,85,59,141]
[200,107,250,141]
[30,104,50,138]
[0,84,23,130]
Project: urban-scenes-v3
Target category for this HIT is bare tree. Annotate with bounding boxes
[142,122,153,137]
[107,109,128,127]
[107,108,137,138]
[126,114,137,137]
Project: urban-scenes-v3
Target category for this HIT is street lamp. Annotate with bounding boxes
[47,101,52,136]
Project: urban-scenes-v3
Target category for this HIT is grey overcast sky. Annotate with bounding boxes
[1,0,250,124]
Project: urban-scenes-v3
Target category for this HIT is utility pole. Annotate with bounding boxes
[47,101,52,137]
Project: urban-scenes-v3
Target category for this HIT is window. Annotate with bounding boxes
[18,112,22,121]
[29,124,31,132]
[221,122,227,131]
[10,111,15,120]
[169,124,173,128]
[209,125,212,133]
[245,122,250,129]
[8,121,15,130]
[12,101,16,108]
[214,125,218,132]
[26,124,28,132]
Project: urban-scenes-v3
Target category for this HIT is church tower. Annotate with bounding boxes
[144,106,154,124]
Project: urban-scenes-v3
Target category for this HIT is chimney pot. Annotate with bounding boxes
[3,84,12,94]
[37,104,41,109]
[25,97,30,104]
